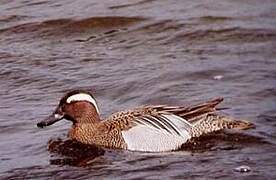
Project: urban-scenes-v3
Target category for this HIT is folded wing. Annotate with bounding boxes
[122,112,193,152]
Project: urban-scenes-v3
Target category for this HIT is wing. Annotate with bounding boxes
[131,113,192,137]
[120,110,193,152]
[150,97,224,124]
[107,98,224,152]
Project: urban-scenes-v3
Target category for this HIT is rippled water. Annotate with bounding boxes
[1,0,276,179]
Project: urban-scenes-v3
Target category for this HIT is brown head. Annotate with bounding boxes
[37,90,100,128]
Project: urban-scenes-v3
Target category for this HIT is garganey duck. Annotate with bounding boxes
[37,90,253,152]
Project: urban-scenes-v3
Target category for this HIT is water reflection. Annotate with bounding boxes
[48,139,105,166]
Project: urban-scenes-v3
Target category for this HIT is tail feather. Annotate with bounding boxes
[190,114,254,138]
[230,119,255,130]
[151,98,254,138]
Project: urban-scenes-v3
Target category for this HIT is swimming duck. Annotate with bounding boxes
[37,90,253,152]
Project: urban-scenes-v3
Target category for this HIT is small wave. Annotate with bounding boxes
[163,27,276,45]
[109,0,156,9]
[0,15,30,23]
[198,16,233,22]
[0,16,146,37]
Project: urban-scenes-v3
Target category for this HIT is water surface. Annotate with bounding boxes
[1,0,276,179]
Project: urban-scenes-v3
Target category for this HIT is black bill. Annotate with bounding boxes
[37,113,64,128]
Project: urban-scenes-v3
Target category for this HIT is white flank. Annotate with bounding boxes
[66,93,99,113]
[122,124,190,152]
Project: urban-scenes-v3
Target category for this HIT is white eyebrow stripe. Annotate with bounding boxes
[66,93,99,114]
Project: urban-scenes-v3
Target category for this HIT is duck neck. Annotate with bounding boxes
[77,113,100,124]
[75,107,101,125]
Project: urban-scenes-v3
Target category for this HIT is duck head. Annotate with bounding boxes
[37,90,100,128]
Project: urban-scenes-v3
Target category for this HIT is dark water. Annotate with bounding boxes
[1,0,276,179]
